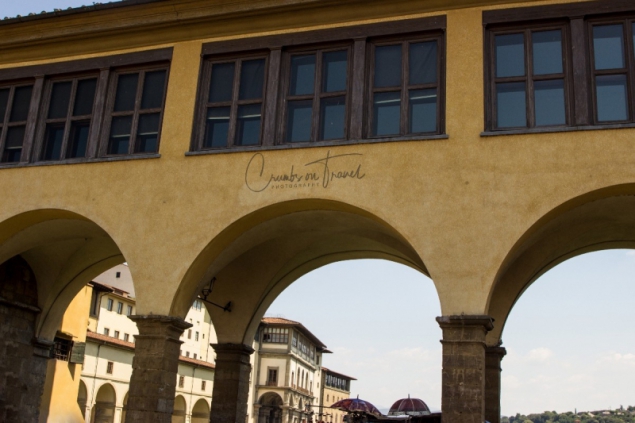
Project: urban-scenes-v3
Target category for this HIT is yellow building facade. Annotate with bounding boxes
[1,0,635,422]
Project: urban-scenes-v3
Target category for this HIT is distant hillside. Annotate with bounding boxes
[502,406,635,423]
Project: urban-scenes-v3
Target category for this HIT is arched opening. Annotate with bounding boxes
[172,395,187,423]
[258,392,284,423]
[487,187,635,417]
[93,383,116,423]
[122,392,129,423]
[77,380,88,416]
[0,209,126,421]
[191,399,210,423]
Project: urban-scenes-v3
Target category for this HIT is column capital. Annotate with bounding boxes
[129,314,193,330]
[32,337,54,358]
[485,345,507,359]
[436,315,494,330]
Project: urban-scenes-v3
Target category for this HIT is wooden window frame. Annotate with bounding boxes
[485,22,573,131]
[106,361,114,374]
[277,42,354,145]
[190,15,447,154]
[194,52,269,150]
[587,16,635,125]
[367,32,445,138]
[483,0,635,134]
[100,63,170,156]
[0,81,39,164]
[0,48,172,169]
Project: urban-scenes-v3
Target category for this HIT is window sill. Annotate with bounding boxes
[186,134,449,156]
[0,153,161,170]
[481,123,635,137]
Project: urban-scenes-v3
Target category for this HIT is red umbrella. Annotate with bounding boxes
[331,395,382,418]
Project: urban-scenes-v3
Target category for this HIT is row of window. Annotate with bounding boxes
[106,298,134,316]
[325,374,350,391]
[177,376,207,391]
[103,327,132,342]
[2,5,635,166]
[262,327,289,343]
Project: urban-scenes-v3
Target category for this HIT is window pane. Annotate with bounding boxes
[43,123,65,160]
[108,116,132,154]
[10,86,33,122]
[239,59,265,100]
[534,79,566,126]
[136,113,160,153]
[73,78,97,116]
[203,107,230,148]
[322,51,348,93]
[114,74,139,112]
[596,74,629,122]
[2,126,25,162]
[496,82,526,128]
[495,33,525,78]
[67,121,90,158]
[0,88,9,121]
[209,63,235,103]
[286,100,313,142]
[320,96,346,140]
[409,88,437,133]
[48,81,72,119]
[593,25,625,70]
[372,91,401,136]
[374,45,402,88]
[290,55,316,96]
[141,70,167,110]
[236,103,262,146]
[409,41,437,85]
[532,30,563,75]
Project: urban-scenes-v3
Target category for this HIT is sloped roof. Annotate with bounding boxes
[261,317,329,351]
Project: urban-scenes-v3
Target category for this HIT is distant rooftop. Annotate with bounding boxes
[261,316,330,352]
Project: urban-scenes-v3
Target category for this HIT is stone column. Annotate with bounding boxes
[209,343,254,423]
[437,315,494,423]
[485,345,507,423]
[125,315,191,423]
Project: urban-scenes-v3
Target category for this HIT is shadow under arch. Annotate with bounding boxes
[0,208,126,340]
[486,183,635,345]
[170,199,429,345]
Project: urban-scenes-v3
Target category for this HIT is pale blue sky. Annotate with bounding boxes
[4,0,634,417]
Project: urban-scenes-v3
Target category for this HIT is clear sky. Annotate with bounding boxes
[4,0,634,418]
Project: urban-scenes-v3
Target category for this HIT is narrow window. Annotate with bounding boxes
[107,298,114,311]
[195,331,199,341]
[370,37,440,136]
[491,27,568,129]
[117,302,123,315]
[106,361,114,374]
[186,351,190,357]
[201,381,206,391]
[106,68,168,155]
[103,327,110,336]
[123,333,130,342]
[127,305,133,316]
[267,368,278,386]
[0,84,33,163]
[201,57,267,148]
[90,289,100,316]
[188,329,192,339]
[193,353,197,359]
[114,330,120,339]
[116,272,121,278]
[40,77,97,161]
[178,376,184,388]
[284,47,350,143]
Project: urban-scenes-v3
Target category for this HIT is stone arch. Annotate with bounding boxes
[487,184,635,345]
[191,399,210,423]
[173,395,187,423]
[170,199,430,345]
[258,392,284,423]
[77,380,88,415]
[121,392,129,423]
[93,383,116,423]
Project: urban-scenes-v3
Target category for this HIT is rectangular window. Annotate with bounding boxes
[104,67,168,155]
[489,25,570,129]
[369,36,442,137]
[195,331,199,341]
[117,302,123,315]
[53,337,73,361]
[186,351,190,357]
[178,376,184,388]
[106,361,114,374]
[193,353,197,359]
[188,329,192,339]
[0,84,33,163]
[267,368,278,386]
[197,56,267,149]
[37,76,97,161]
[90,289,100,317]
[590,21,635,123]
[124,333,130,342]
[107,298,113,311]
[262,327,289,343]
[282,46,350,143]
[104,328,110,336]
[127,305,133,316]
[114,330,120,339]
[201,381,206,391]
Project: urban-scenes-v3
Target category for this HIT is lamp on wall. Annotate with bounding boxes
[198,277,232,312]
